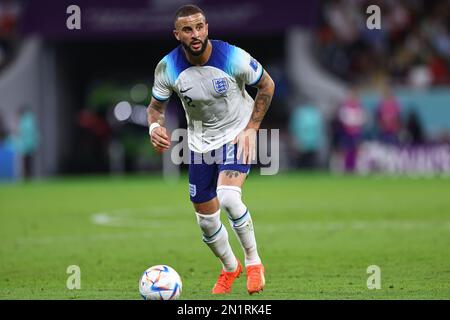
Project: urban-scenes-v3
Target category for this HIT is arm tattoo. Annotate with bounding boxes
[147,100,166,127]
[224,170,241,179]
[248,72,274,128]
[251,92,272,124]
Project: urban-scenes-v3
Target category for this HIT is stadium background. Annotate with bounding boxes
[0,0,449,299]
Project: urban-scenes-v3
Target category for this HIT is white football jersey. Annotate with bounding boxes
[152,40,264,153]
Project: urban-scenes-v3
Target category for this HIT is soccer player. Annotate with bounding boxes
[147,4,275,295]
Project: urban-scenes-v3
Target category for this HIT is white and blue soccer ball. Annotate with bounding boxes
[139,265,182,300]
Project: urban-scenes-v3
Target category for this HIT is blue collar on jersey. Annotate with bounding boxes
[169,40,233,79]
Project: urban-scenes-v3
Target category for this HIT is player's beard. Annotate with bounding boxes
[183,37,208,57]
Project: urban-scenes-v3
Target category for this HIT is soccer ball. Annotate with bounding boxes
[139,265,182,300]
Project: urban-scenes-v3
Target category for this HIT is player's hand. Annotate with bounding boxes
[233,128,257,165]
[150,126,171,153]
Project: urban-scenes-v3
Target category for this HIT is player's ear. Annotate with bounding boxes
[173,29,180,41]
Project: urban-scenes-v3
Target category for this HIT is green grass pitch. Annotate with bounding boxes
[1,172,449,299]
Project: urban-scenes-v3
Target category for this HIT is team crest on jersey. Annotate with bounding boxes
[212,78,229,95]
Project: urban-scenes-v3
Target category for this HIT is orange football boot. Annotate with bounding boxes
[246,264,265,294]
[211,260,243,294]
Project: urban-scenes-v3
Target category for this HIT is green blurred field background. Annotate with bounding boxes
[1,172,449,300]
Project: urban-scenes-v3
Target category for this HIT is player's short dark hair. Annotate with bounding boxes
[174,4,206,25]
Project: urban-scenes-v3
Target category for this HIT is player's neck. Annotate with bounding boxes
[184,40,212,66]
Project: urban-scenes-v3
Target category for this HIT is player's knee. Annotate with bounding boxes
[195,210,222,242]
[217,186,247,220]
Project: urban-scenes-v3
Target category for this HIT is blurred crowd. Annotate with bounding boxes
[317,0,450,87]
[0,0,21,69]
[0,107,39,180]
[289,85,430,171]
[328,86,427,172]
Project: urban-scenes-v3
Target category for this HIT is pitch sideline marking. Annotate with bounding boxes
[90,207,450,231]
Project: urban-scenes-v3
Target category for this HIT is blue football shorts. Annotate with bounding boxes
[188,141,251,203]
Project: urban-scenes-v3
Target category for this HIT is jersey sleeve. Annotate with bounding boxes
[151,58,173,102]
[230,46,264,86]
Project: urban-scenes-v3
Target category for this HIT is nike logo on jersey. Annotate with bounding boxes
[180,87,193,93]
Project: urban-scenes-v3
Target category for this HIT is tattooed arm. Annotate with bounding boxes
[247,70,275,130]
[147,97,171,153]
[234,71,275,164]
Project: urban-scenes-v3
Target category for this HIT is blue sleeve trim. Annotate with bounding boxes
[249,67,264,87]
[152,92,170,102]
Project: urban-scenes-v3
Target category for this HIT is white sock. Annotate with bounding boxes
[230,211,261,266]
[217,186,261,266]
[196,210,238,272]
